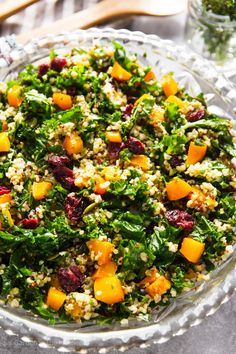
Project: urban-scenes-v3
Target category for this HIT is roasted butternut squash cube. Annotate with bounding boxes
[92,262,117,280]
[0,132,10,152]
[53,92,72,110]
[166,178,192,200]
[46,287,66,311]
[180,237,205,263]
[86,240,113,265]
[63,133,83,155]
[161,74,178,97]
[187,141,207,165]
[130,155,150,171]
[105,131,122,143]
[32,182,52,200]
[94,276,124,304]
[111,61,132,81]
[146,275,171,298]
[7,85,23,107]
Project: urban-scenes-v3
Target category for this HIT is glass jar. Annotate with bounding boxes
[185,0,236,75]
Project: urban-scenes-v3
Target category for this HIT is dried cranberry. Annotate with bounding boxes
[51,57,67,72]
[38,63,50,77]
[107,142,125,159]
[187,109,205,122]
[169,156,182,168]
[0,186,11,195]
[65,194,89,222]
[123,103,134,119]
[127,137,145,154]
[165,210,194,230]
[53,166,74,190]
[58,266,85,292]
[66,86,77,96]
[19,218,39,229]
[48,154,70,167]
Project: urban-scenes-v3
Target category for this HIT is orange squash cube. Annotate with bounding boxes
[86,240,113,265]
[7,85,23,107]
[32,181,52,200]
[46,287,66,311]
[166,178,192,201]
[111,61,132,81]
[165,95,189,114]
[53,92,72,110]
[0,193,12,204]
[161,74,178,97]
[0,132,10,152]
[92,261,117,280]
[130,155,150,171]
[63,133,83,155]
[140,268,159,287]
[180,237,205,263]
[102,166,120,181]
[144,70,156,82]
[1,121,8,132]
[105,131,122,143]
[0,208,14,227]
[94,177,108,195]
[187,141,207,165]
[94,276,124,305]
[146,275,171,298]
[150,106,165,125]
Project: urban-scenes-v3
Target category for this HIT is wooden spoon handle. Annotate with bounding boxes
[0,0,39,22]
[17,0,138,44]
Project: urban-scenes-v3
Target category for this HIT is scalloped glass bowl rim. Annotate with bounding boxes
[0,28,235,351]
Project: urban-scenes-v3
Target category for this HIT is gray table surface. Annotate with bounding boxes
[0,8,235,354]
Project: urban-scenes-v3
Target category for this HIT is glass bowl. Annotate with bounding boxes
[0,28,235,352]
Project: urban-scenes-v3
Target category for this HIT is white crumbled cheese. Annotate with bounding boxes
[0,106,16,121]
[166,242,178,253]
[140,252,148,262]
[213,219,232,232]
[14,112,24,123]
[103,81,127,106]
[120,318,129,325]
[170,288,177,297]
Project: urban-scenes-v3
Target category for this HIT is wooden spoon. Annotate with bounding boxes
[17,0,188,44]
[0,0,39,22]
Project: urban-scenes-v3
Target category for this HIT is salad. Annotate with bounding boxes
[0,41,235,324]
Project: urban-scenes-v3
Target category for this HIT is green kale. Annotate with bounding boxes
[112,212,145,241]
[164,102,187,131]
[108,179,148,200]
[178,116,231,133]
[191,213,222,243]
[155,133,188,155]
[148,223,181,267]
[121,95,155,135]
[118,239,155,280]
[171,266,193,293]
[21,89,51,119]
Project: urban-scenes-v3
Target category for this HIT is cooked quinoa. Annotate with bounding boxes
[0,41,235,324]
